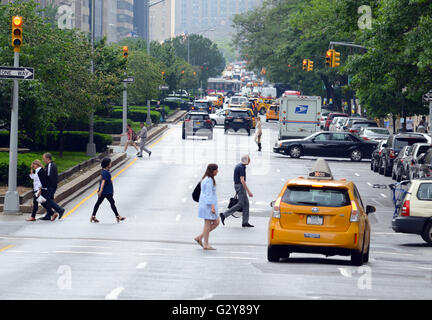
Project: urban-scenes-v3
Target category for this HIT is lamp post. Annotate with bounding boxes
[86,0,96,156]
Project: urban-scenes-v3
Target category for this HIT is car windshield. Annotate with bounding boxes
[229,111,249,118]
[366,128,389,135]
[188,114,208,121]
[394,137,428,150]
[282,187,351,208]
[195,102,208,108]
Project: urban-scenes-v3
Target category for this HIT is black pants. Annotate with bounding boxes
[34,190,54,218]
[46,187,64,216]
[92,194,119,217]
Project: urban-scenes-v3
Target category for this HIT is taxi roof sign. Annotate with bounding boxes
[308,159,334,180]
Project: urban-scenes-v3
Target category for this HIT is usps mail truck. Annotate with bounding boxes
[278,95,322,140]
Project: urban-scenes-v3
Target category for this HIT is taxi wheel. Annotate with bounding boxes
[363,243,370,263]
[350,250,364,266]
[421,221,432,245]
[267,247,281,262]
[182,130,185,140]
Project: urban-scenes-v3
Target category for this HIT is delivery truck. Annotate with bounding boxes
[278,95,322,140]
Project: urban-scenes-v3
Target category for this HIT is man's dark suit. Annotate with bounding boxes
[44,161,65,219]
[37,167,54,216]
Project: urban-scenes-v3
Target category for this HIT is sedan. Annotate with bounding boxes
[274,131,378,162]
[209,109,229,126]
[358,127,390,142]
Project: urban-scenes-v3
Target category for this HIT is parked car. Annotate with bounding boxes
[392,178,432,244]
[410,147,432,180]
[402,143,431,181]
[391,145,413,181]
[274,131,377,162]
[182,111,213,140]
[371,140,387,172]
[324,113,349,131]
[379,133,429,177]
[342,117,368,131]
[319,111,332,129]
[224,109,253,135]
[348,120,378,135]
[359,127,390,142]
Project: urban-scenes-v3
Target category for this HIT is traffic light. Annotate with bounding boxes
[11,16,23,53]
[325,50,332,67]
[307,60,314,72]
[162,71,166,80]
[332,50,341,67]
[302,59,308,71]
[122,46,128,58]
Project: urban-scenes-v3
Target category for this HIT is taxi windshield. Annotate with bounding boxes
[282,186,350,208]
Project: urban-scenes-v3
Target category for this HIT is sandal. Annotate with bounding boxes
[194,238,203,247]
[203,246,216,250]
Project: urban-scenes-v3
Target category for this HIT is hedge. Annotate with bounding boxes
[0,131,112,152]
[0,162,32,187]
[109,109,161,123]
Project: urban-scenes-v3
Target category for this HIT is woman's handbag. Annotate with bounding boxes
[192,181,201,202]
[36,195,46,204]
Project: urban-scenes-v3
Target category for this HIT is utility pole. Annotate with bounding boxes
[86,0,96,156]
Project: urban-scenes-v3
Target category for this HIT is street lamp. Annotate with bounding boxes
[86,0,96,156]
[146,0,166,126]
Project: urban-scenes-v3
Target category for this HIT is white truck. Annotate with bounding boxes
[278,95,322,140]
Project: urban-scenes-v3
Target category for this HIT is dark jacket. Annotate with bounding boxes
[46,162,58,189]
[37,167,50,189]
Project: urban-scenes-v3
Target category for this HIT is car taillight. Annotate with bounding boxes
[379,151,382,156]
[185,119,191,122]
[401,200,410,216]
[273,198,281,219]
[350,200,360,222]
[389,150,396,159]
[205,120,212,124]
[226,116,233,120]
[363,137,370,140]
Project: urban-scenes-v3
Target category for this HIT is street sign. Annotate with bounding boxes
[122,77,134,83]
[159,85,169,90]
[0,66,34,80]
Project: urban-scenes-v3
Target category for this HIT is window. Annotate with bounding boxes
[330,133,348,141]
[353,185,365,210]
[282,187,351,208]
[314,133,331,141]
[417,183,432,201]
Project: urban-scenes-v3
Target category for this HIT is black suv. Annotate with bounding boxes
[224,109,253,136]
[379,133,429,177]
[182,111,213,140]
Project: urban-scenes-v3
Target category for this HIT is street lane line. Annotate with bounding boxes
[136,262,148,270]
[367,182,373,187]
[54,251,113,255]
[0,245,13,253]
[106,287,124,300]
[62,128,174,220]
[355,173,360,177]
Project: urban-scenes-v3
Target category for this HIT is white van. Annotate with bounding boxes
[278,95,322,140]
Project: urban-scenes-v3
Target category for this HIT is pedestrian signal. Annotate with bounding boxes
[12,16,23,53]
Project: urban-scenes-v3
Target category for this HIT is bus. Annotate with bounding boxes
[207,78,241,96]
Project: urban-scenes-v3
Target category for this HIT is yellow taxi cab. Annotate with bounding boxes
[268,159,374,266]
[266,104,279,122]
[257,97,274,115]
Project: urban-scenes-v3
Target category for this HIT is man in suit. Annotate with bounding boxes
[42,153,65,221]
[36,162,55,220]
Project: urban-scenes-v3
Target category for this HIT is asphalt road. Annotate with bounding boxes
[0,117,431,300]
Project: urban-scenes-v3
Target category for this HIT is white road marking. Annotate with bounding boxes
[355,173,360,177]
[373,251,414,257]
[54,251,113,255]
[338,268,353,278]
[136,262,148,270]
[367,182,373,187]
[176,214,182,222]
[136,253,172,257]
[380,193,387,198]
[204,256,259,260]
[67,246,109,249]
[106,287,124,300]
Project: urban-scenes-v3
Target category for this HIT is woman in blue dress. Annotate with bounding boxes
[194,164,220,250]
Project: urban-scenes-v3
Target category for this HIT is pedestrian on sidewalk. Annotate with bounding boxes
[27,160,51,221]
[255,117,262,151]
[41,153,65,221]
[137,122,152,158]
[194,164,220,250]
[220,155,254,228]
[123,123,139,154]
[90,157,126,223]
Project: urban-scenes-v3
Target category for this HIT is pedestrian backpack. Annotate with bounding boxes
[192,181,201,202]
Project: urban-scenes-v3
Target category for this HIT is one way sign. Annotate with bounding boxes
[0,66,34,80]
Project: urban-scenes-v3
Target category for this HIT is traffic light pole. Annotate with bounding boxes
[86,0,96,156]
[4,52,20,214]
[120,80,128,146]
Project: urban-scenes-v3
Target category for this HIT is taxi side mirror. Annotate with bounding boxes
[270,201,275,208]
[366,205,376,215]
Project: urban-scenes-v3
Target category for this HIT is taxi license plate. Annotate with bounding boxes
[307,215,323,225]
[195,122,202,125]
[234,119,243,122]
